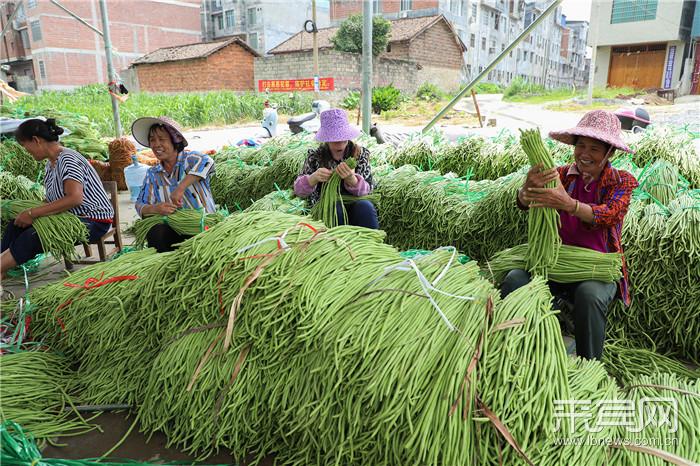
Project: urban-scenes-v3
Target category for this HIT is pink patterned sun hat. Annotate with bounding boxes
[315,108,361,143]
[549,110,633,154]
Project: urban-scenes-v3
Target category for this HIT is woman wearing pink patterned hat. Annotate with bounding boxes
[293,108,379,229]
[501,110,639,360]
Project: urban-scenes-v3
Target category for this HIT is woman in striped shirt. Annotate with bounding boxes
[1,118,114,277]
[132,116,216,252]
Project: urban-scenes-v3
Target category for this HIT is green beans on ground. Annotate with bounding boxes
[1,199,87,260]
[0,351,98,439]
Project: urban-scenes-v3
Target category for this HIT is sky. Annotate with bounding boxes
[561,0,592,21]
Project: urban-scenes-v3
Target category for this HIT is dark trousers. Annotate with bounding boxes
[146,223,191,253]
[334,200,379,229]
[500,269,616,360]
[2,220,111,265]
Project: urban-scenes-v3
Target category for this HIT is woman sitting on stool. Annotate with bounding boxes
[293,108,379,229]
[132,116,216,252]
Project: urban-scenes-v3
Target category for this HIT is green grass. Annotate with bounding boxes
[2,84,314,138]
[503,84,639,104]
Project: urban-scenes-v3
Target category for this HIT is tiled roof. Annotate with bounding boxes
[132,37,259,65]
[269,15,464,55]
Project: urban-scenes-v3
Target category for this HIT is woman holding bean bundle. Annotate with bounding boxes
[131,116,216,252]
[502,110,639,360]
[1,119,114,277]
[293,108,379,229]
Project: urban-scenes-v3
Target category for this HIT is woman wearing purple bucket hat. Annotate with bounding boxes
[131,116,216,252]
[293,108,379,229]
[501,110,639,360]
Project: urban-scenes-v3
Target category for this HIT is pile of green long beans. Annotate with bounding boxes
[244,188,309,215]
[520,128,561,277]
[628,126,700,188]
[310,157,357,227]
[0,172,45,202]
[0,139,44,182]
[131,208,226,248]
[27,249,167,405]
[636,159,687,206]
[1,199,87,260]
[485,243,623,284]
[602,339,700,385]
[611,373,700,465]
[387,140,436,170]
[0,352,98,439]
[610,193,700,362]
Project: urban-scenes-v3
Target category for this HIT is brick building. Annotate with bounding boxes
[130,37,259,92]
[259,15,467,95]
[0,0,202,92]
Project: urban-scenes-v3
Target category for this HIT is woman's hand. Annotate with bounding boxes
[524,163,559,189]
[170,186,185,207]
[521,178,577,212]
[14,210,34,228]
[309,168,332,186]
[152,202,179,216]
[336,162,357,186]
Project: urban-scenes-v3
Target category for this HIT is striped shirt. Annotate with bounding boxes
[44,148,114,221]
[135,151,216,216]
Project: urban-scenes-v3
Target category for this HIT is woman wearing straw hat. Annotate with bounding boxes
[293,108,379,229]
[131,116,216,252]
[501,110,639,360]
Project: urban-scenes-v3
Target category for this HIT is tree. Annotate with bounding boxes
[331,14,391,57]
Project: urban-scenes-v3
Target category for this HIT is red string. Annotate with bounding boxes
[64,272,138,289]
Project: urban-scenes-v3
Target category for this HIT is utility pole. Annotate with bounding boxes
[361,0,372,134]
[98,0,122,137]
[586,1,599,105]
[312,0,319,96]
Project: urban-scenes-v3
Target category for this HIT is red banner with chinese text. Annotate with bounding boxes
[258,77,334,92]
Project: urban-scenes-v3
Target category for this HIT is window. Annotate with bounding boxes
[470,34,475,48]
[400,0,412,11]
[472,3,477,18]
[38,60,46,79]
[30,20,41,41]
[225,9,234,28]
[215,14,223,30]
[373,0,380,14]
[481,37,486,50]
[450,0,461,16]
[610,0,657,24]
[248,32,258,49]
[20,29,30,49]
[501,43,505,52]
[509,50,512,57]
[467,64,472,76]
[247,8,256,26]
[494,13,499,30]
[530,53,533,63]
[517,49,521,61]
[27,0,36,8]
[481,12,488,26]
[479,65,483,72]
[214,0,222,7]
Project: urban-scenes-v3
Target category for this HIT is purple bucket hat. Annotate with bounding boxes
[315,108,361,143]
[131,116,188,148]
[549,110,633,154]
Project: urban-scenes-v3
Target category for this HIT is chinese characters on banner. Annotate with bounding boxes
[258,77,335,92]
[663,46,676,90]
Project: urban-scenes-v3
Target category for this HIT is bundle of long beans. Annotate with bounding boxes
[310,157,357,227]
[485,243,623,284]
[0,139,44,181]
[637,159,686,206]
[0,352,98,439]
[0,172,44,202]
[611,373,700,465]
[520,128,561,276]
[602,339,699,386]
[0,199,87,260]
[244,188,308,215]
[131,208,226,248]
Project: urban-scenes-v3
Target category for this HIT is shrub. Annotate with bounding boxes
[341,91,361,110]
[503,77,545,98]
[415,83,445,102]
[372,85,404,114]
[331,14,392,57]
